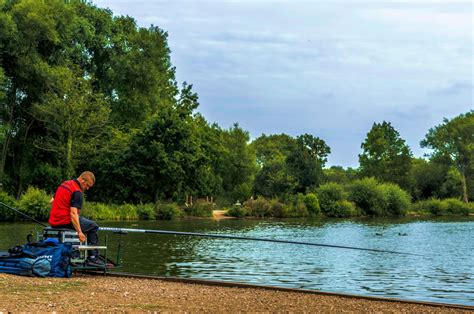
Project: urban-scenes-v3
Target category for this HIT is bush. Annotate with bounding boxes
[243,197,272,218]
[443,198,470,215]
[0,191,17,221]
[83,203,140,221]
[227,205,248,217]
[186,200,214,217]
[115,203,139,220]
[418,199,448,216]
[347,178,385,216]
[156,202,184,220]
[269,198,290,218]
[286,194,308,218]
[332,200,358,218]
[317,183,346,216]
[304,193,320,216]
[380,183,410,216]
[137,203,156,220]
[17,187,51,221]
[83,202,116,220]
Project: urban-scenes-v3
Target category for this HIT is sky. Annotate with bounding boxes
[93,0,473,168]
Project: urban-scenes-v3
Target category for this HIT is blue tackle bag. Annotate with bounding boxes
[21,239,73,278]
[0,256,51,277]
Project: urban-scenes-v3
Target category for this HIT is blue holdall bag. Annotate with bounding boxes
[0,246,51,277]
[22,239,73,278]
[0,256,51,277]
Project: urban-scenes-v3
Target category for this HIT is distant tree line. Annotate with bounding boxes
[0,1,472,216]
[250,115,473,205]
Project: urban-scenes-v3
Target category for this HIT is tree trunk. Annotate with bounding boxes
[16,119,34,198]
[460,169,468,203]
[0,131,11,186]
[66,134,74,179]
[0,87,17,188]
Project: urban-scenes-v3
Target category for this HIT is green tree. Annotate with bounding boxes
[359,121,412,188]
[218,124,257,202]
[252,133,295,166]
[323,166,358,185]
[0,0,184,199]
[251,133,297,197]
[106,18,178,129]
[34,73,110,178]
[408,158,448,201]
[0,0,78,193]
[286,134,330,193]
[112,89,206,203]
[253,162,297,198]
[421,111,474,203]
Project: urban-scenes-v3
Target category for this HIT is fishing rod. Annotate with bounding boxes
[99,227,422,256]
[0,201,422,256]
[0,201,48,227]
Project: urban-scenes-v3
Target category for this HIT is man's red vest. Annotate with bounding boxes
[48,180,82,226]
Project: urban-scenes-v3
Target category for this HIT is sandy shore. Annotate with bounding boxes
[0,273,470,312]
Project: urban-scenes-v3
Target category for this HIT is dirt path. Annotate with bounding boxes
[0,274,470,312]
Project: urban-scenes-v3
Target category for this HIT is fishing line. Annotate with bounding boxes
[0,201,48,227]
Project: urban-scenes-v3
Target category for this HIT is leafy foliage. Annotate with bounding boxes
[137,204,156,220]
[332,200,358,218]
[218,124,257,202]
[317,182,347,216]
[0,191,17,221]
[323,166,358,185]
[359,121,412,189]
[421,111,474,202]
[253,161,297,198]
[242,197,272,218]
[443,198,470,215]
[379,183,410,216]
[286,194,309,218]
[155,202,184,220]
[347,178,387,216]
[286,134,330,193]
[17,186,51,221]
[303,193,320,216]
[227,205,248,218]
[185,200,214,217]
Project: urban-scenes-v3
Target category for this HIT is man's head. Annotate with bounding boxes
[77,171,95,191]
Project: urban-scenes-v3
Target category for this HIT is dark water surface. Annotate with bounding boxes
[1,217,473,306]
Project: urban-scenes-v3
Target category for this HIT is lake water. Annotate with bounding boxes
[1,217,473,306]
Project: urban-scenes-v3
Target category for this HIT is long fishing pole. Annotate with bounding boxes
[0,201,48,227]
[99,227,422,256]
[0,201,422,256]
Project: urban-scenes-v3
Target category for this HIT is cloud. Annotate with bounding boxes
[362,6,471,39]
[431,82,474,95]
[92,0,472,167]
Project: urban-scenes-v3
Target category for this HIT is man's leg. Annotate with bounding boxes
[79,216,99,260]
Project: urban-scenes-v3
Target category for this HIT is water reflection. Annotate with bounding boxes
[0,217,473,306]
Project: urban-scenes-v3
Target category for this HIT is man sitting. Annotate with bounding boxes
[48,171,103,266]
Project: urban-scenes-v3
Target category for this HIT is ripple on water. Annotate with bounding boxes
[1,218,473,306]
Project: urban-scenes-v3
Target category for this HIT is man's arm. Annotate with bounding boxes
[70,207,86,242]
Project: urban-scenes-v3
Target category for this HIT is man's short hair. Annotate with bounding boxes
[79,171,95,184]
